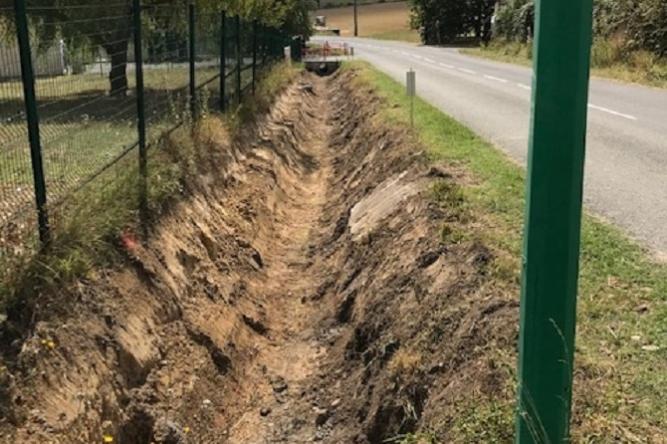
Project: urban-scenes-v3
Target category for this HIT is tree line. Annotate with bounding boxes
[409,0,496,45]
[0,0,313,95]
[409,0,667,58]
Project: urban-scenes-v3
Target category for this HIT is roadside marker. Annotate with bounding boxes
[407,68,416,129]
[516,0,594,443]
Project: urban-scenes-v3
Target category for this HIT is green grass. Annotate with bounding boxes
[462,41,667,89]
[346,61,667,442]
[0,67,218,202]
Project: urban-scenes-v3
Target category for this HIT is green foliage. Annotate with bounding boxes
[0,0,312,94]
[495,0,666,58]
[452,400,514,443]
[493,0,533,43]
[408,0,495,44]
[218,0,315,35]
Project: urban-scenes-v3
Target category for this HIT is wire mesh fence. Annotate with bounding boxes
[0,0,292,278]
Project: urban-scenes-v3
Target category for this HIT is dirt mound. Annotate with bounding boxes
[0,69,516,443]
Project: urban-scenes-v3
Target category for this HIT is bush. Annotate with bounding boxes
[590,38,624,67]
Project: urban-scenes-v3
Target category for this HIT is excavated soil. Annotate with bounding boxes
[0,70,517,443]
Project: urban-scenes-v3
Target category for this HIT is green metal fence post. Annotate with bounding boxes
[515,0,594,443]
[14,0,50,245]
[133,0,148,232]
[220,10,226,113]
[188,2,196,119]
[236,16,242,105]
[252,20,258,95]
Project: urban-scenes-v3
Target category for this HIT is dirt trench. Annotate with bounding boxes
[0,70,517,443]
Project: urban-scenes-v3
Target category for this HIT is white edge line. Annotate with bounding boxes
[588,104,638,121]
[484,75,509,83]
[457,68,477,75]
[516,83,531,90]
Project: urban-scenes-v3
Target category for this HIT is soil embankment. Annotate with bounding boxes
[0,69,516,443]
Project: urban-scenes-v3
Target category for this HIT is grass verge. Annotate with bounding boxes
[462,41,667,89]
[345,61,666,442]
[0,62,300,315]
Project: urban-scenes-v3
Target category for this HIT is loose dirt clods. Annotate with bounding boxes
[0,69,517,443]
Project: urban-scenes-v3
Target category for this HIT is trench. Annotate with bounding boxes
[2,69,515,444]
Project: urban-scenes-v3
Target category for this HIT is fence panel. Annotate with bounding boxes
[0,6,39,264]
[0,1,292,282]
[22,2,142,243]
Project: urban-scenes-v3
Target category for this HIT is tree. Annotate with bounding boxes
[493,0,534,43]
[1,0,313,96]
[409,0,496,45]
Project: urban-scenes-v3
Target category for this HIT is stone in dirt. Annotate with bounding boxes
[242,314,268,335]
[314,407,330,426]
[271,376,289,394]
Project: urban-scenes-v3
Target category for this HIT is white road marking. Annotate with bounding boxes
[484,75,509,84]
[457,68,477,75]
[439,62,454,69]
[413,55,424,60]
[588,104,638,121]
[424,57,436,64]
[517,83,531,90]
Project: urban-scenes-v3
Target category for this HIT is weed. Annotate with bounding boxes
[439,224,468,244]
[388,349,423,379]
[452,399,514,443]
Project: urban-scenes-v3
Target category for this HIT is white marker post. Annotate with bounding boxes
[407,69,416,128]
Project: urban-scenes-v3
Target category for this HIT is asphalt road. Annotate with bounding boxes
[314,36,667,255]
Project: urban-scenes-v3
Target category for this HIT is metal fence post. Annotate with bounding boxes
[353,0,359,37]
[515,0,594,443]
[133,0,148,232]
[220,10,226,113]
[236,16,242,105]
[252,21,258,95]
[14,0,50,245]
[188,3,196,119]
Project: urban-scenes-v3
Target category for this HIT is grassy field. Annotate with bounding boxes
[463,41,667,89]
[315,1,420,43]
[347,61,666,442]
[0,66,221,215]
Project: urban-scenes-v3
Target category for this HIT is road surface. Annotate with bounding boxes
[315,36,667,255]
